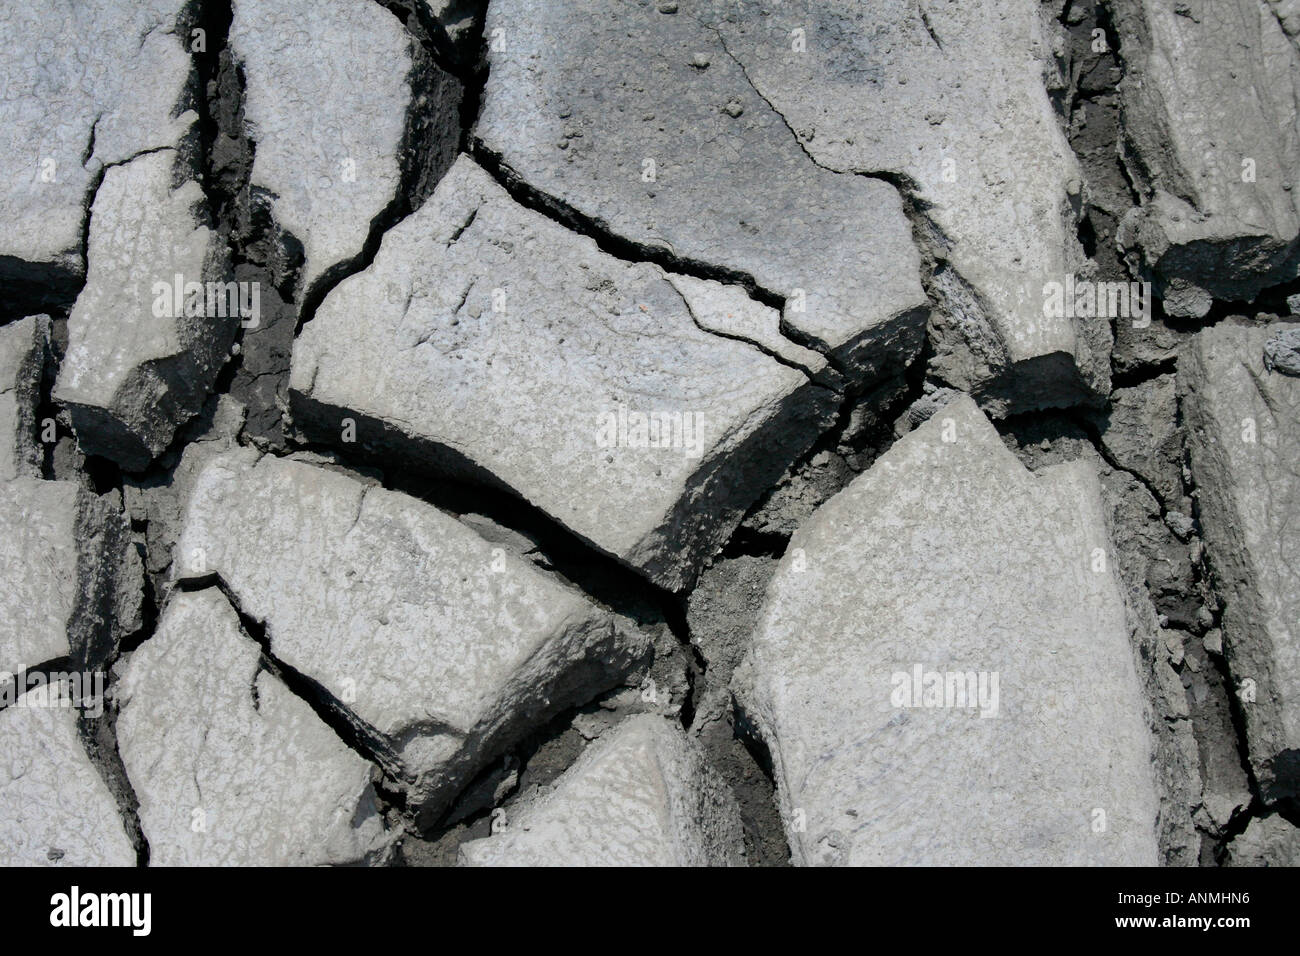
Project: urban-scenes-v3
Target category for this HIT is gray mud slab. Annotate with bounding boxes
[171,446,649,828]
[694,0,1109,413]
[0,689,136,867]
[0,0,198,314]
[736,394,1161,865]
[54,149,234,470]
[476,0,929,383]
[1180,320,1300,801]
[116,587,394,866]
[1114,0,1300,315]
[459,714,745,866]
[290,155,838,592]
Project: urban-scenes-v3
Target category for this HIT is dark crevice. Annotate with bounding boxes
[677,660,698,731]
[727,338,932,552]
[730,695,792,866]
[375,1,467,78]
[375,0,488,158]
[0,656,72,714]
[77,684,151,867]
[1110,355,1178,391]
[186,0,236,225]
[80,116,99,169]
[34,325,63,482]
[719,526,789,560]
[1196,275,1300,327]
[79,453,125,495]
[1077,214,1098,259]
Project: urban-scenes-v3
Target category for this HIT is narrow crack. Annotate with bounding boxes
[467,139,787,313]
[671,277,830,384]
[1110,356,1178,391]
[171,571,409,785]
[917,2,943,51]
[701,17,918,199]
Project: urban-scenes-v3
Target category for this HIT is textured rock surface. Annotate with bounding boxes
[0,315,48,481]
[4,0,1298,871]
[1183,635,1253,841]
[1180,320,1300,801]
[459,715,745,866]
[1092,373,1186,508]
[54,148,233,470]
[117,587,392,866]
[666,273,829,379]
[0,688,135,866]
[230,0,460,301]
[1103,467,1200,635]
[736,395,1160,865]
[0,478,136,674]
[291,156,837,591]
[1264,325,1300,376]
[476,0,929,380]
[172,446,649,826]
[697,0,1109,413]
[1096,467,1203,866]
[1114,0,1300,315]
[1224,814,1300,866]
[0,0,197,314]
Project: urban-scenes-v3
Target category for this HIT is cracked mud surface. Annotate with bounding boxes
[2,0,1300,867]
